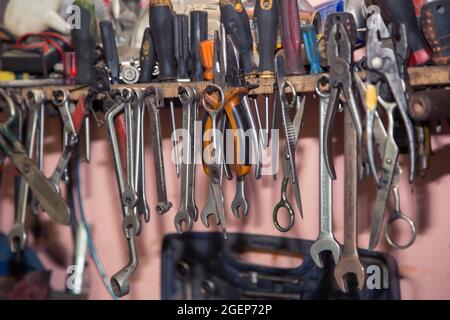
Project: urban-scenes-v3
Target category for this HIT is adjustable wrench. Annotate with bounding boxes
[310,78,341,268]
[174,86,198,232]
[8,90,43,253]
[333,109,364,293]
[144,87,172,215]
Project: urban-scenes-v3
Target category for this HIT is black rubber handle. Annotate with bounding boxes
[421,0,450,65]
[220,0,257,77]
[139,27,156,83]
[190,10,208,82]
[100,20,120,84]
[374,0,431,65]
[174,14,190,80]
[149,0,176,81]
[71,4,96,85]
[254,0,279,77]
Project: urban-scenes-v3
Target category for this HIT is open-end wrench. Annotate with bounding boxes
[30,99,45,215]
[133,89,150,224]
[174,86,198,232]
[144,86,172,215]
[8,90,42,253]
[231,176,248,219]
[310,77,341,268]
[333,109,364,293]
[201,85,227,235]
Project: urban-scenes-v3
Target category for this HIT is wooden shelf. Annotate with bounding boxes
[19,65,450,101]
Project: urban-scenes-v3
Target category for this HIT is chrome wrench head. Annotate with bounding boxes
[333,255,365,293]
[110,228,138,298]
[311,77,341,268]
[8,225,27,253]
[231,176,248,219]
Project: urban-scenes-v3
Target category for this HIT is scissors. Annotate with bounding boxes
[355,74,416,250]
[273,84,305,233]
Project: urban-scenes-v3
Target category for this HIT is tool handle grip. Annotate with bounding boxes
[421,0,450,65]
[174,14,190,80]
[100,20,120,84]
[71,4,96,85]
[301,25,323,74]
[149,0,176,81]
[375,0,431,65]
[190,11,208,81]
[279,0,305,75]
[254,0,279,77]
[203,88,252,177]
[200,40,214,81]
[139,27,156,83]
[409,89,450,121]
[220,0,257,77]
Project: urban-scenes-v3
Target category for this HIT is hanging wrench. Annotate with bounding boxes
[333,109,364,293]
[31,99,45,215]
[201,85,227,236]
[144,86,172,215]
[49,90,79,193]
[8,90,42,253]
[174,86,198,232]
[133,89,150,223]
[310,77,341,267]
[105,95,140,297]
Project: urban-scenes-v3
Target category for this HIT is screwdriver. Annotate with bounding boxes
[421,0,450,65]
[100,20,120,84]
[279,0,305,75]
[301,25,323,75]
[71,0,97,85]
[138,27,156,83]
[190,11,208,82]
[149,0,176,81]
[174,14,190,82]
[219,0,257,77]
[254,0,279,149]
[200,39,214,81]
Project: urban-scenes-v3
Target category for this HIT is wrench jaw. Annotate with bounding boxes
[156,201,173,215]
[333,256,365,293]
[174,210,193,234]
[8,225,27,253]
[231,199,249,220]
[310,237,341,269]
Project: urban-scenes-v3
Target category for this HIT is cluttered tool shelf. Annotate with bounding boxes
[20,64,450,102]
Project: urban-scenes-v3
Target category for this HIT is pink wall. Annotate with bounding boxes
[0,94,449,299]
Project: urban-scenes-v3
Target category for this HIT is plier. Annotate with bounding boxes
[365,5,416,183]
[323,13,363,180]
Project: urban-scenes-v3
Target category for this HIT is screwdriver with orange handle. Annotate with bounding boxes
[200,39,214,81]
[202,87,251,177]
